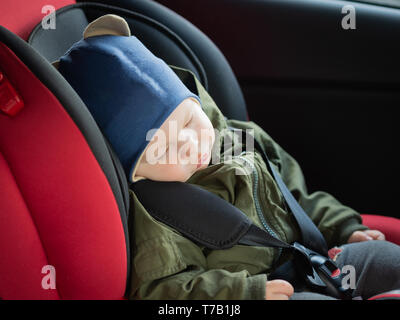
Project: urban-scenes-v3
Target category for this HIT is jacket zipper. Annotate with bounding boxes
[238,153,283,261]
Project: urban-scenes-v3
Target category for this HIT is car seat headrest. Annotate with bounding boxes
[29,1,248,121]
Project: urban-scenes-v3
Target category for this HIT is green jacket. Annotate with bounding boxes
[128,66,368,300]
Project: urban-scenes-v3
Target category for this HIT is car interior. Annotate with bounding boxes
[0,0,399,300]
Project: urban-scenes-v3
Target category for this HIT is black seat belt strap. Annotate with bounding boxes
[228,127,328,256]
[132,179,353,299]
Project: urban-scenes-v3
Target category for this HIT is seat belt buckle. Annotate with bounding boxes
[0,70,24,116]
[293,242,354,300]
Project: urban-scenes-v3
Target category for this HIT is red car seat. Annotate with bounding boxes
[27,0,400,244]
[0,0,399,300]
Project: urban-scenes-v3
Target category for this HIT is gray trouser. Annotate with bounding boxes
[290,240,400,300]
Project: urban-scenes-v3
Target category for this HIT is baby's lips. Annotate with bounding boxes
[201,153,209,163]
[196,153,209,168]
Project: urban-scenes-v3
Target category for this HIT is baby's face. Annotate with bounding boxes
[134,98,215,182]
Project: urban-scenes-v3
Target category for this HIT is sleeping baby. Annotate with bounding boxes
[55,14,398,300]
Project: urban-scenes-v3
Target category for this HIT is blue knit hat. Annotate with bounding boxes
[56,15,201,182]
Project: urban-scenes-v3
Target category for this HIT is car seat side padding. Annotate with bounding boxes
[0,152,60,300]
[1,24,131,293]
[0,42,127,299]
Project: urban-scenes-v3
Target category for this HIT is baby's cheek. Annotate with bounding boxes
[139,162,192,182]
[162,163,189,182]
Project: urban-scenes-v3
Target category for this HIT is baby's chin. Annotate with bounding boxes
[195,162,209,172]
[188,157,211,178]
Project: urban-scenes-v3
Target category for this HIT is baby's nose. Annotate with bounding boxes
[181,128,199,145]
